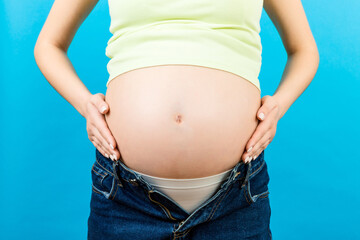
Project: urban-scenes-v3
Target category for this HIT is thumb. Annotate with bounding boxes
[256,107,266,121]
[95,93,109,114]
[99,102,109,114]
[257,95,272,121]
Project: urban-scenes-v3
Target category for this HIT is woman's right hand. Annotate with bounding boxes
[83,93,120,161]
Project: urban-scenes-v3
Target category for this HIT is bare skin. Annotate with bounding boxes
[104,65,261,178]
[34,0,319,177]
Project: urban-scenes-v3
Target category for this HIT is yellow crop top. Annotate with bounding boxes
[105,0,264,92]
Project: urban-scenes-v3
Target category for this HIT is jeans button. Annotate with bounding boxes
[129,179,138,186]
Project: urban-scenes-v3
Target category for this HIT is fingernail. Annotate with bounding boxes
[247,146,253,153]
[101,106,107,113]
[105,153,109,158]
[245,156,250,163]
[110,154,114,161]
[259,112,264,120]
[110,143,114,150]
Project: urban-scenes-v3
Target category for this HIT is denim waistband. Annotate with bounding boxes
[94,148,265,193]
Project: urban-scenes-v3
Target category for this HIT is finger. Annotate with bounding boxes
[91,138,111,160]
[250,125,276,161]
[92,127,118,159]
[91,117,118,155]
[257,95,278,121]
[243,131,271,162]
[91,93,110,114]
[86,104,119,160]
[91,139,105,157]
[252,150,262,162]
[252,139,271,162]
[245,120,271,155]
[88,129,111,158]
[244,131,272,162]
[245,110,278,154]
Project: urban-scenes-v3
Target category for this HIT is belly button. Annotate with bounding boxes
[174,114,183,124]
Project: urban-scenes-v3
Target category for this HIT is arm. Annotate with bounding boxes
[264,0,320,119]
[34,0,121,161]
[242,0,320,163]
[34,0,99,118]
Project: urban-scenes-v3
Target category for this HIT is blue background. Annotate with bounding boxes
[1,0,359,239]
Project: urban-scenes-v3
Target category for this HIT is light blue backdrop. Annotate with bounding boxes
[1,0,359,239]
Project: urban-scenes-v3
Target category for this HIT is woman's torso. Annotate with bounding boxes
[105,65,260,179]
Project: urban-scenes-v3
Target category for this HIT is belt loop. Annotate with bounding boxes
[241,161,252,188]
[112,160,123,187]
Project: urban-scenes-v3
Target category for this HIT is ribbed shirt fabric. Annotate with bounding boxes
[105,0,264,92]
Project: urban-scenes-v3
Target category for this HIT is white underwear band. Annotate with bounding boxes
[133,168,233,214]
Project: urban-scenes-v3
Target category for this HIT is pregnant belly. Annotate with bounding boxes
[105,65,261,179]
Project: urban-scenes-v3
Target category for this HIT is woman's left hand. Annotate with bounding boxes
[242,95,282,163]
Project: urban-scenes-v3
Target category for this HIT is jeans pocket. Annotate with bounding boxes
[244,160,270,205]
[91,160,119,200]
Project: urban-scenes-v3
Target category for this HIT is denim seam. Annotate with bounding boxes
[244,161,268,205]
[92,185,102,194]
[249,160,265,179]
[174,228,192,239]
[245,182,269,204]
[95,158,114,176]
[232,171,241,180]
[148,190,177,221]
[206,183,233,222]
[259,193,269,198]
[111,185,119,200]
[244,186,252,205]
[204,188,228,223]
[92,164,107,178]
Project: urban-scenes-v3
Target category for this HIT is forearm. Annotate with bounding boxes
[34,42,92,118]
[272,49,319,120]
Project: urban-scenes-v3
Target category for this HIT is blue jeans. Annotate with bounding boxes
[88,149,272,240]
